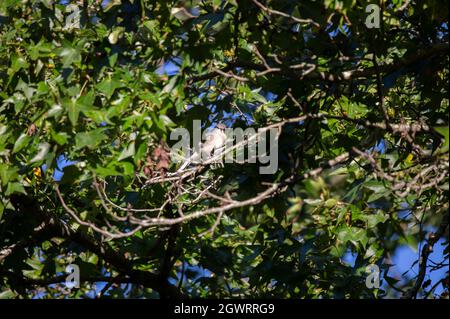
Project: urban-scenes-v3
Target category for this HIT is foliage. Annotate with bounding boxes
[0,0,448,299]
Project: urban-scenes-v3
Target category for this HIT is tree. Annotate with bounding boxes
[0,0,448,299]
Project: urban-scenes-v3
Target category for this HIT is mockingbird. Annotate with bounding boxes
[177,123,227,172]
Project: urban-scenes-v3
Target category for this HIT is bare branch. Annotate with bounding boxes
[404,215,449,299]
[55,184,142,239]
[251,0,320,27]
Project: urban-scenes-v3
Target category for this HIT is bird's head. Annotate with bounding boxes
[216,123,226,131]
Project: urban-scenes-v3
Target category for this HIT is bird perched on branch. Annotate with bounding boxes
[177,123,227,172]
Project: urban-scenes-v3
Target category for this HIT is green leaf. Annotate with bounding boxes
[1,0,21,9]
[6,182,26,195]
[10,54,29,73]
[64,98,80,126]
[158,114,175,130]
[96,78,123,99]
[0,289,16,299]
[366,213,389,228]
[337,226,368,249]
[434,126,449,153]
[51,131,69,145]
[30,142,50,163]
[16,80,36,101]
[324,198,337,208]
[77,91,95,109]
[118,142,135,161]
[0,164,18,187]
[47,104,64,118]
[117,162,135,176]
[12,133,31,153]
[75,129,107,150]
[27,39,53,60]
[363,180,386,192]
[58,44,81,68]
[109,52,118,67]
[94,165,121,177]
[63,92,95,126]
[367,191,388,203]
[108,27,125,45]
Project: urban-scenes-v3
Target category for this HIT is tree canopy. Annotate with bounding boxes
[0,0,448,299]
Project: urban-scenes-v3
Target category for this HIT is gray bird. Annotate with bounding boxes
[177,123,227,172]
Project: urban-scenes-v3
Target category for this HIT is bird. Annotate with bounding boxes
[177,123,227,172]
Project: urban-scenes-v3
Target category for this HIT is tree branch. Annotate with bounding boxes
[404,214,449,299]
[7,194,185,299]
[189,42,448,83]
